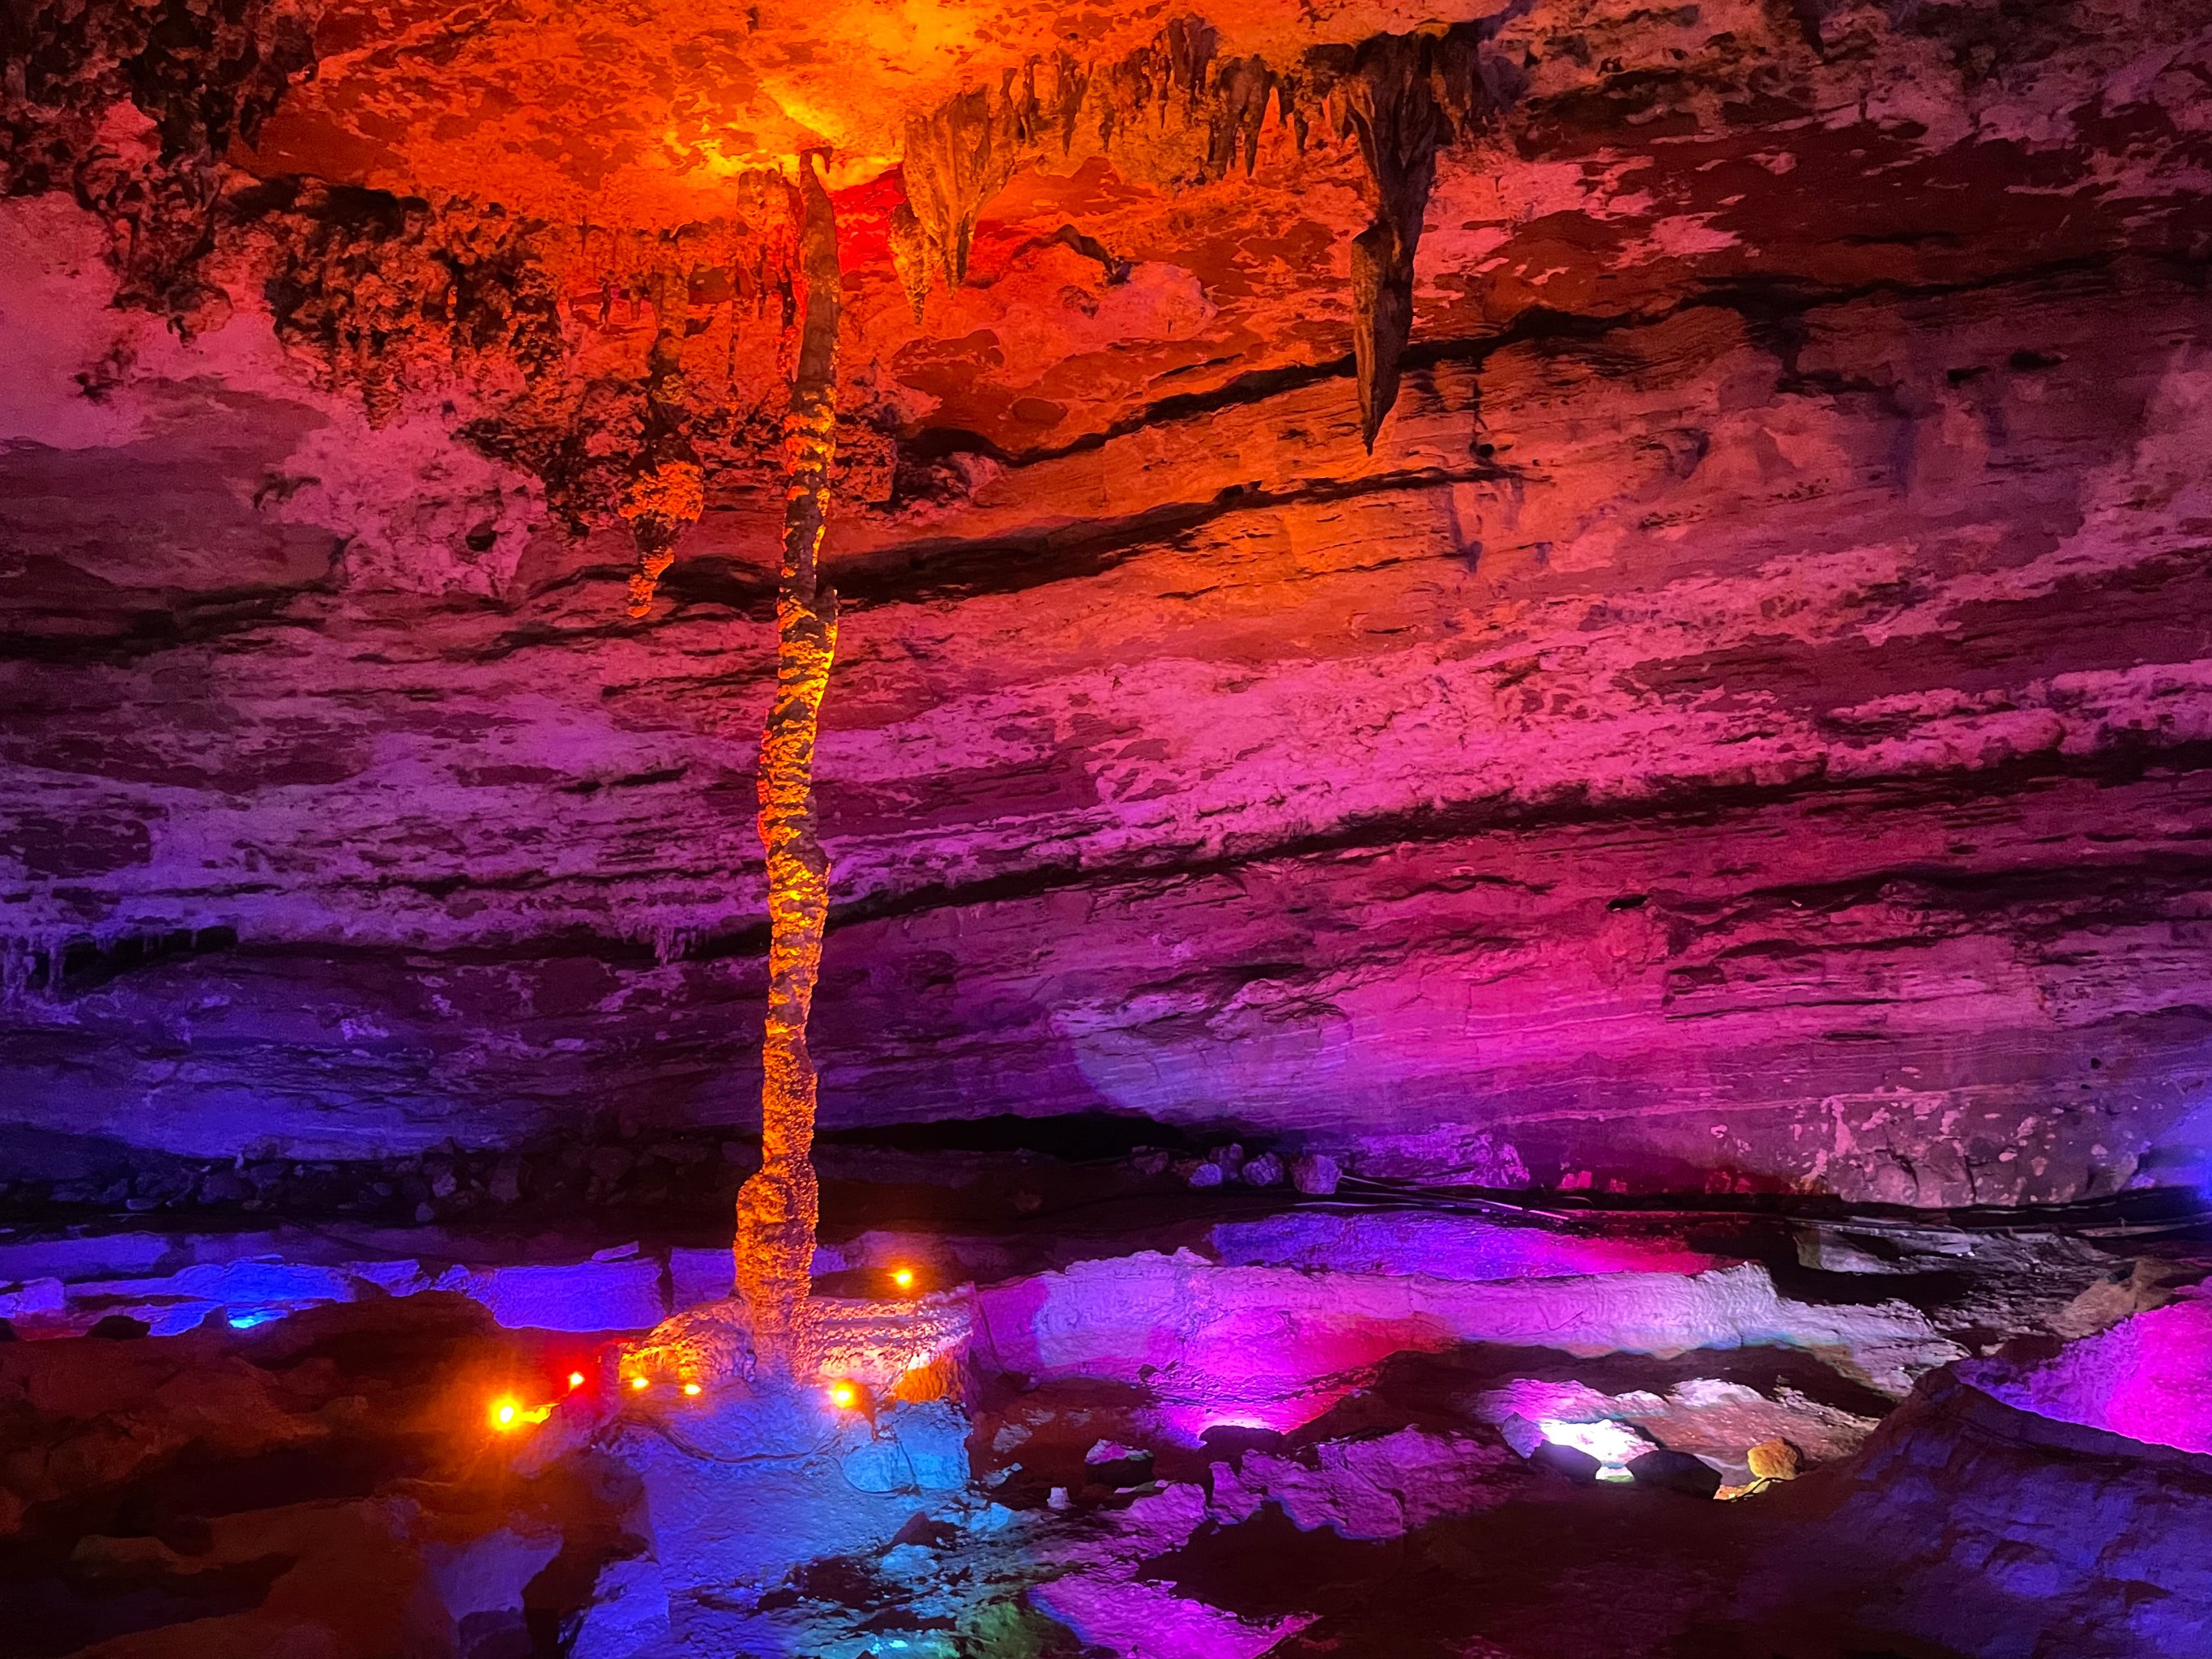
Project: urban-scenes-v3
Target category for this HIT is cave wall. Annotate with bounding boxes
[3,1,2211,1205]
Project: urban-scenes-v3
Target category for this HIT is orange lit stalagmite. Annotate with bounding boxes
[733,157,842,1373]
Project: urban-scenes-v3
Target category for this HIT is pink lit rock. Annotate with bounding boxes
[1207,1212,1721,1281]
[1962,1291,2212,1456]
[1288,1155,1341,1197]
[975,1254,1958,1439]
[6,5,2212,1207]
[1026,1482,1313,1659]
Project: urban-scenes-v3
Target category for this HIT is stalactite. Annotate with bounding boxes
[901,87,1023,296]
[882,12,1509,441]
[732,155,842,1374]
[619,267,705,617]
[1337,25,1505,450]
[2,0,320,322]
[1164,15,1219,109]
[1339,35,1442,454]
[1046,49,1091,151]
[1205,55,1279,178]
[888,201,933,320]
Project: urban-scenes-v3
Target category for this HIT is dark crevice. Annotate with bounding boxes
[138,733,2212,975]
[830,460,1516,608]
[6,927,239,997]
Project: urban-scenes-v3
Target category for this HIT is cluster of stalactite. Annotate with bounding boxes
[241,173,814,600]
[618,274,707,618]
[1,0,319,321]
[732,157,843,1372]
[890,13,1516,441]
[890,22,1311,318]
[252,181,570,429]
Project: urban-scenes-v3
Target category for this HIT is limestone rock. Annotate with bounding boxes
[2,0,2210,1217]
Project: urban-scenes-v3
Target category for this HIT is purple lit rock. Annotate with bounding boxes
[1962,1291,2212,1457]
[1288,1155,1340,1197]
[1736,1372,2212,1658]
[1209,1427,1519,1538]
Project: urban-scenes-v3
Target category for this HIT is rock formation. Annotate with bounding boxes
[734,160,843,1366]
[1338,24,1502,447]
[10,6,2212,1656]
[2,0,2210,1212]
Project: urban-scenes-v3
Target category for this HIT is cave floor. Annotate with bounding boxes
[3,1199,2209,1659]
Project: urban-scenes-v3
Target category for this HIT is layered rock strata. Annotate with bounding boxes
[2,2,2210,1205]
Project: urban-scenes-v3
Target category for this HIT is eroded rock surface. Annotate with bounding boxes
[2,1,2210,1204]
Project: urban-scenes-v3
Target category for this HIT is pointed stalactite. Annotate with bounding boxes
[733,155,843,1374]
[620,267,705,616]
[1340,36,1445,454]
[903,87,1022,294]
[1047,49,1091,152]
[1164,15,1219,111]
[1205,55,1279,178]
[888,199,933,320]
[1338,25,1510,450]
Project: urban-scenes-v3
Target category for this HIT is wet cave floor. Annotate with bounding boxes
[4,1188,2211,1659]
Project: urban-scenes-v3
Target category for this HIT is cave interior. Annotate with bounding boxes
[4,0,2212,1655]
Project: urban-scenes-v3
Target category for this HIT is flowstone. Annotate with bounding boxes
[567,1378,971,1656]
[556,1290,976,1657]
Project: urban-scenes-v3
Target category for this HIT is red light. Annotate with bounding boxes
[891,1266,915,1290]
[568,1371,586,1390]
[829,1380,858,1410]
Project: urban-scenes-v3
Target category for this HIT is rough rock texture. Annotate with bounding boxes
[1735,1371,2212,1658]
[4,1,2212,1203]
[1962,1289,2212,1456]
[972,1252,1959,1422]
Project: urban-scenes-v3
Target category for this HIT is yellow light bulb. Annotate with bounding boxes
[682,1382,702,1397]
[891,1267,915,1289]
[829,1380,857,1410]
[568,1371,586,1390]
[492,1399,519,1430]
[630,1376,650,1392]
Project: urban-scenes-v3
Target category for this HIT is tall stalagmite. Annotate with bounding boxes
[732,157,842,1371]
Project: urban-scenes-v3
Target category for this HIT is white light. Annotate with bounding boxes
[1536,1417,1651,1471]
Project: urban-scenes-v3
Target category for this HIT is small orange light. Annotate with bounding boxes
[682,1381,702,1397]
[568,1371,586,1390]
[891,1267,915,1290]
[829,1380,858,1410]
[630,1375,650,1392]
[488,1396,553,1433]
